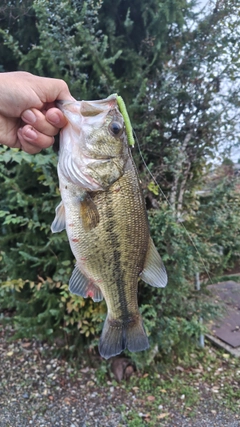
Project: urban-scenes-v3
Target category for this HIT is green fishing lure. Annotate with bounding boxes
[116,96,135,147]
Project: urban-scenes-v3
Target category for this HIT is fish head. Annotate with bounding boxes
[57,95,129,190]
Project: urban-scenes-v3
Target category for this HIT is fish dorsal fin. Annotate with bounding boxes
[51,201,66,233]
[69,266,103,302]
[140,238,167,288]
[80,195,100,231]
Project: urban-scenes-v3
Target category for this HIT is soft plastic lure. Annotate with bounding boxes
[116,95,135,147]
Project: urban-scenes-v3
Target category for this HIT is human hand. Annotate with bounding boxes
[0,71,74,154]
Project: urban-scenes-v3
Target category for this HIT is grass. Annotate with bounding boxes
[94,343,240,426]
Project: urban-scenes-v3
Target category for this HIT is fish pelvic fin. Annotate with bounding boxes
[69,266,103,302]
[140,237,168,288]
[99,316,149,360]
[80,195,100,232]
[51,201,66,233]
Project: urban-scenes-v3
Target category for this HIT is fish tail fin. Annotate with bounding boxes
[99,316,149,360]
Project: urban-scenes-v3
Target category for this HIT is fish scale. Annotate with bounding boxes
[77,158,147,320]
[52,95,167,359]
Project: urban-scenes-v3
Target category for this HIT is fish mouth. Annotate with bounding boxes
[56,96,118,117]
[56,100,75,112]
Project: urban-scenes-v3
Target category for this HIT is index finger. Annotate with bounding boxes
[34,77,76,104]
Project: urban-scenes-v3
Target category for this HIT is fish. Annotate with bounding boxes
[51,94,167,359]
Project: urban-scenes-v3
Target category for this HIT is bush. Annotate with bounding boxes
[0,157,223,363]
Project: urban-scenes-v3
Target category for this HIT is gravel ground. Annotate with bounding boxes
[0,325,240,427]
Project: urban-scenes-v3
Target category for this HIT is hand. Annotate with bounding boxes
[0,71,74,154]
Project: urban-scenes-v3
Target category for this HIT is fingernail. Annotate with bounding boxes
[47,112,60,125]
[24,127,38,141]
[22,109,36,124]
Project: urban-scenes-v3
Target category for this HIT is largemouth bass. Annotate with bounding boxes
[52,95,167,359]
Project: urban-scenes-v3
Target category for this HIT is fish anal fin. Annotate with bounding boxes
[69,266,103,302]
[140,238,167,288]
[80,195,100,231]
[99,316,149,360]
[51,201,66,233]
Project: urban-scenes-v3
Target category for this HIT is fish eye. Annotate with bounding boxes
[109,121,123,136]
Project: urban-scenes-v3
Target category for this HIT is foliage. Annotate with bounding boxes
[22,0,121,99]
[0,278,106,355]
[0,1,38,71]
[196,176,240,271]
[0,0,240,365]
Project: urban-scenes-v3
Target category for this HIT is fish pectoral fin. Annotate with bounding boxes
[140,238,168,288]
[80,195,100,231]
[69,266,103,302]
[99,316,149,360]
[51,201,66,233]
